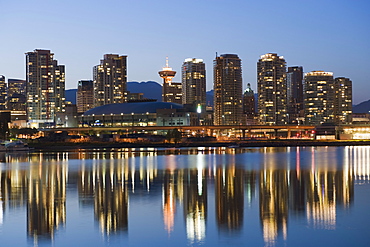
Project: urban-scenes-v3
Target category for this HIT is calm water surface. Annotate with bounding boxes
[0,146,369,247]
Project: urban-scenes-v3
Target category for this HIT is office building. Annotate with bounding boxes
[93,54,127,107]
[287,66,304,124]
[26,49,65,126]
[0,75,6,110]
[214,54,243,125]
[304,71,335,125]
[182,58,206,107]
[77,80,94,114]
[334,77,352,124]
[257,53,287,125]
[159,58,182,104]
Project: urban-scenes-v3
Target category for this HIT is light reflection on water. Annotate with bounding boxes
[0,146,369,246]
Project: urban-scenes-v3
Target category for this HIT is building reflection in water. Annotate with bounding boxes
[162,168,177,234]
[78,156,129,235]
[183,168,207,243]
[259,168,288,245]
[27,156,68,242]
[0,146,368,244]
[215,163,244,233]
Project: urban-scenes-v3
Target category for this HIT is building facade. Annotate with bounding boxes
[257,53,287,125]
[93,54,127,107]
[77,80,94,114]
[334,77,352,124]
[7,79,26,98]
[0,75,6,110]
[243,83,256,124]
[26,49,65,126]
[214,54,243,125]
[7,79,27,112]
[287,66,304,124]
[159,58,182,104]
[80,102,197,127]
[304,71,335,125]
[182,58,206,107]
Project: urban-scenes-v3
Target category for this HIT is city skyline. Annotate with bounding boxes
[0,0,369,104]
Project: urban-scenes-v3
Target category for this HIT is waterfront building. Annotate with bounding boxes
[159,58,182,104]
[257,53,287,125]
[182,58,206,107]
[79,102,198,127]
[0,75,6,110]
[26,49,65,126]
[213,54,244,125]
[77,80,94,114]
[93,54,127,107]
[287,66,304,124]
[304,71,335,125]
[334,77,352,124]
[243,83,256,124]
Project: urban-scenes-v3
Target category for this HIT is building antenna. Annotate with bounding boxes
[166,56,169,68]
[216,52,218,58]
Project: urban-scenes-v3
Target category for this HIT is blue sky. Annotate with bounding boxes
[0,0,369,104]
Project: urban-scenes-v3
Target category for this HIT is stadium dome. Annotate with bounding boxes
[83,102,183,116]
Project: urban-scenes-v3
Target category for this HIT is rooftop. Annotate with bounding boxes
[83,102,183,116]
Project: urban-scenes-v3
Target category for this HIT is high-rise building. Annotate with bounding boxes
[287,66,304,124]
[304,71,335,125]
[77,80,94,114]
[257,53,287,125]
[243,83,256,124]
[182,58,206,107]
[214,54,243,125]
[26,49,65,125]
[93,54,127,107]
[7,79,27,112]
[7,79,26,97]
[334,77,352,124]
[54,61,65,114]
[0,75,6,110]
[159,58,182,104]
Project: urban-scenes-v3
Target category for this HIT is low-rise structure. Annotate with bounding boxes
[79,102,198,127]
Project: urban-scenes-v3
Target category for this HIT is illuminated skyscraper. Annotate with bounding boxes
[159,58,182,104]
[0,75,6,110]
[287,66,304,124]
[26,49,65,126]
[214,54,243,125]
[93,54,127,107]
[182,58,206,107]
[257,53,287,125]
[334,77,352,124]
[304,71,335,125]
[77,80,94,114]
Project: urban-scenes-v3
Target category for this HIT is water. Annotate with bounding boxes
[0,146,369,247]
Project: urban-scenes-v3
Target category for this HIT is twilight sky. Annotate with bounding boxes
[0,0,369,104]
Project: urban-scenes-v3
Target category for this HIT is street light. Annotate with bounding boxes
[197,104,202,126]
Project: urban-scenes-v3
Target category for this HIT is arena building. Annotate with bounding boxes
[79,102,201,127]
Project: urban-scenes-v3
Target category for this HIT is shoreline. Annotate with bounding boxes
[27,139,370,151]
